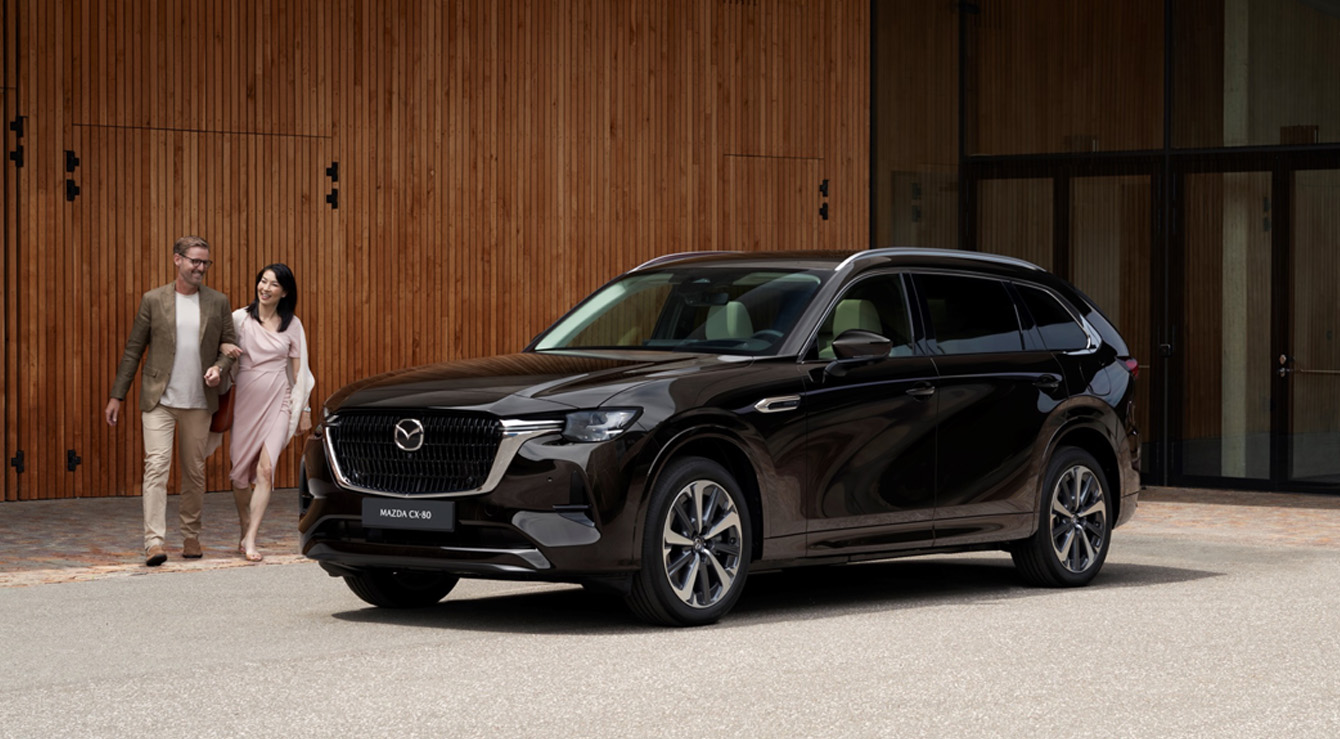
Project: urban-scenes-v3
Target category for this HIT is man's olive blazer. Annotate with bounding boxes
[110,283,238,413]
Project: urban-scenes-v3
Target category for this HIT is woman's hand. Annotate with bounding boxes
[220,342,244,359]
[298,410,313,434]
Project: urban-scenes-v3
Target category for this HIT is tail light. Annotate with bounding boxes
[1122,357,1140,379]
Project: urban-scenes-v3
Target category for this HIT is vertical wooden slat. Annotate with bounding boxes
[1,0,14,500]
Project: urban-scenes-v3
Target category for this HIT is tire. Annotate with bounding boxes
[344,568,459,608]
[626,457,752,627]
[1012,447,1112,587]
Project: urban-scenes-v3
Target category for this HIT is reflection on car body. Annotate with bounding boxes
[301,248,1141,626]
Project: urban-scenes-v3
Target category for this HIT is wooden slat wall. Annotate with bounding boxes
[1,0,869,501]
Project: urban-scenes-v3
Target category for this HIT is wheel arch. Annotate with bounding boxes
[644,430,765,562]
[1048,423,1122,522]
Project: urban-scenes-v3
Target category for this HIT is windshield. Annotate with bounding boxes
[532,267,826,355]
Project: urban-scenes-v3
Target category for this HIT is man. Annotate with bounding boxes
[106,235,238,566]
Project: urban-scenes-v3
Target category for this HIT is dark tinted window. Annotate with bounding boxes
[1018,285,1090,351]
[916,274,1023,355]
[815,274,916,359]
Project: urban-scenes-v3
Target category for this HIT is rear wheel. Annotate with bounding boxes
[344,568,459,608]
[626,457,751,626]
[1012,447,1112,587]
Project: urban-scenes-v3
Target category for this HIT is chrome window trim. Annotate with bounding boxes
[1013,281,1102,356]
[324,417,564,499]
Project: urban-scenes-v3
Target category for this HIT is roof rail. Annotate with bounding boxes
[631,251,741,272]
[836,248,1045,272]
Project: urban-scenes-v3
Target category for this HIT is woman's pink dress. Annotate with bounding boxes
[231,315,303,487]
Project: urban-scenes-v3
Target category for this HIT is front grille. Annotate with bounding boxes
[329,411,503,494]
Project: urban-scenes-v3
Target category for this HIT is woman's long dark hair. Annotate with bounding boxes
[246,263,298,332]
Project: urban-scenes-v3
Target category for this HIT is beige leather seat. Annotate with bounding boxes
[818,298,881,358]
[705,301,754,340]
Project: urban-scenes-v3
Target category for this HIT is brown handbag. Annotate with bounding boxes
[210,388,235,433]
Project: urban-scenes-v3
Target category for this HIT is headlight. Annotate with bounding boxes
[562,408,640,443]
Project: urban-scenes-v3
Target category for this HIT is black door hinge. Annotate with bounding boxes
[325,162,339,209]
[8,115,25,168]
[67,449,82,472]
[10,450,24,474]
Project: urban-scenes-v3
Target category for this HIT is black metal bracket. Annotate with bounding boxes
[65,179,80,202]
[8,116,25,168]
[819,202,829,221]
[67,449,82,472]
[819,179,829,197]
[9,450,23,474]
[325,161,339,182]
[65,149,80,172]
[325,189,339,209]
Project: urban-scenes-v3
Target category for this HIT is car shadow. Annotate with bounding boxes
[328,554,1220,635]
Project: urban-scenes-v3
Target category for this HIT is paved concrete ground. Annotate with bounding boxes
[0,487,1338,737]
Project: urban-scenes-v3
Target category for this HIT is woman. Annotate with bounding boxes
[226,263,315,561]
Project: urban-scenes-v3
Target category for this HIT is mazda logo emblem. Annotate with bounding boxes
[394,418,425,452]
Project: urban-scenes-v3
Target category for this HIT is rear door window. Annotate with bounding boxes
[914,273,1024,355]
[1017,284,1091,351]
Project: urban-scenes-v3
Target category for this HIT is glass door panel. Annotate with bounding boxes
[977,178,1054,270]
[1180,172,1273,480]
[1289,170,1340,484]
[1071,176,1155,465]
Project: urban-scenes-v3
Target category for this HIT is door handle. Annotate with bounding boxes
[1034,374,1061,391]
[906,383,935,399]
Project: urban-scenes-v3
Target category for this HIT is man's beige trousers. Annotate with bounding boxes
[141,405,211,551]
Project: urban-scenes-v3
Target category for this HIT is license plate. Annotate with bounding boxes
[362,499,456,532]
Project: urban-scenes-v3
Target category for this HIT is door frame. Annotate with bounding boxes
[1167,149,1340,493]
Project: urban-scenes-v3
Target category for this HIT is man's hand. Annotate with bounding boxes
[204,365,222,388]
[105,398,122,426]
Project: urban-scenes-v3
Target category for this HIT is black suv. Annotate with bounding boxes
[300,249,1140,626]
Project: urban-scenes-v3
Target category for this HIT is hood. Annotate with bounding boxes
[324,350,754,416]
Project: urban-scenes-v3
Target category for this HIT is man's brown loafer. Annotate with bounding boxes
[145,545,167,567]
[182,538,203,559]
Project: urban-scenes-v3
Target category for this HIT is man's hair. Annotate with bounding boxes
[173,235,210,256]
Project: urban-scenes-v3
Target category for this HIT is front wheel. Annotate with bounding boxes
[626,457,752,627]
[1012,447,1112,587]
[344,568,459,608]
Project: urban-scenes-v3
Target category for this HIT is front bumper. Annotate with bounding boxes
[298,428,642,580]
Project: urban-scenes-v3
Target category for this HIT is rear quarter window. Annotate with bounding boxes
[915,273,1024,355]
[1017,284,1090,351]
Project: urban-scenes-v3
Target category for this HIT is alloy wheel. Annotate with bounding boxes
[660,478,744,609]
[1048,464,1108,574]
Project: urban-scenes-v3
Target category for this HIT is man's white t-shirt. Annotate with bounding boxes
[159,291,207,410]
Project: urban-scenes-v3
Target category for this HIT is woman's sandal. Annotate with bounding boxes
[245,549,264,562]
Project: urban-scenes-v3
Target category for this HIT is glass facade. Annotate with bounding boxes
[1174,0,1340,148]
[871,1,1340,493]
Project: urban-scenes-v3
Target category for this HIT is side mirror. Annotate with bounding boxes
[832,329,892,360]
[824,330,892,378]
